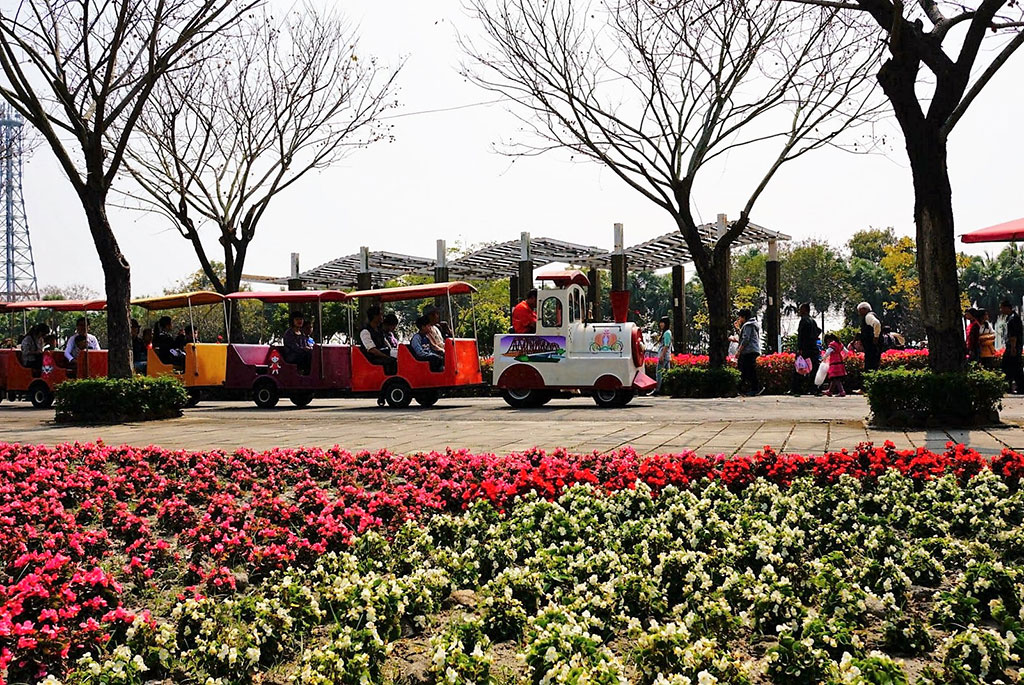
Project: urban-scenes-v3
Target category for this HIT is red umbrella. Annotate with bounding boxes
[961,217,1024,243]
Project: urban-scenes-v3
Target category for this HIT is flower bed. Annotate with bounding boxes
[646,349,935,395]
[1,441,1023,683]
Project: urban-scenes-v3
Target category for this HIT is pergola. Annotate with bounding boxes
[242,218,792,352]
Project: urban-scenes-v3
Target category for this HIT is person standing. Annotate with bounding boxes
[857,302,882,372]
[735,308,761,396]
[512,289,538,334]
[655,315,673,392]
[964,307,981,363]
[1000,300,1023,393]
[978,309,998,369]
[789,302,821,396]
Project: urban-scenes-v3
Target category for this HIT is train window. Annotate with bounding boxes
[541,297,563,328]
[569,291,580,323]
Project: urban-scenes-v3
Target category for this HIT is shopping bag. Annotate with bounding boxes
[814,350,830,386]
[795,355,811,375]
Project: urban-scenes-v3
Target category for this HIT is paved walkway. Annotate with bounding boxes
[2,395,1024,456]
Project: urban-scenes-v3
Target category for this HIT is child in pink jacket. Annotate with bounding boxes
[823,334,847,397]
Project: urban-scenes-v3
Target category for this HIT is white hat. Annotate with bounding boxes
[857,301,871,311]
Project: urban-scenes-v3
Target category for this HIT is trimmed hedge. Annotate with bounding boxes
[54,376,189,424]
[661,365,740,398]
[863,368,1004,427]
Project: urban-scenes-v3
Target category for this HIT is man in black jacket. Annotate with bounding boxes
[790,302,821,395]
[1001,300,1024,394]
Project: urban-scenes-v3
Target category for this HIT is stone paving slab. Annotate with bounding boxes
[3,395,1024,456]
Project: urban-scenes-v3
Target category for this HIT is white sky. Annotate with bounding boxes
[17,0,1024,297]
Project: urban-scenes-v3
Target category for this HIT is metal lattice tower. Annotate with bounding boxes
[0,104,38,302]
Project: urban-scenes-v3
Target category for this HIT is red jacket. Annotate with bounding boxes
[512,300,537,333]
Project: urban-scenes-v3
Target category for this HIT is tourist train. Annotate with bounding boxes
[0,272,654,409]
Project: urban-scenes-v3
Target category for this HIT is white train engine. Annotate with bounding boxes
[493,272,656,408]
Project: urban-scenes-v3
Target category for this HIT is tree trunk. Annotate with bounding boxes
[80,188,133,378]
[701,257,732,368]
[905,125,965,372]
[225,261,244,341]
[879,57,965,373]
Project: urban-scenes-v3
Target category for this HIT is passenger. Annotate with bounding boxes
[421,305,447,354]
[131,319,147,374]
[283,311,313,374]
[358,305,397,375]
[42,333,58,351]
[411,315,445,372]
[63,317,99,363]
[20,323,48,371]
[153,315,186,371]
[512,289,538,334]
[301,319,316,346]
[382,313,400,351]
[138,328,153,374]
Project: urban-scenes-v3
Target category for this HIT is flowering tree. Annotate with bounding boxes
[463,0,882,366]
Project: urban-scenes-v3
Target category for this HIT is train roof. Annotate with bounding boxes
[132,291,225,310]
[345,281,477,302]
[224,290,349,303]
[3,299,107,311]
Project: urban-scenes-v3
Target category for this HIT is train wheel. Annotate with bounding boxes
[185,389,201,408]
[29,382,53,409]
[593,389,632,408]
[383,379,413,408]
[253,380,280,408]
[414,390,439,407]
[501,388,551,408]
[290,392,314,408]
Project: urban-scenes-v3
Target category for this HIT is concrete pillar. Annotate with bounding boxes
[357,246,373,323]
[587,267,601,321]
[610,223,627,292]
[765,239,781,353]
[287,252,304,291]
[672,264,686,354]
[435,239,453,331]
[518,232,533,301]
[509,274,519,318]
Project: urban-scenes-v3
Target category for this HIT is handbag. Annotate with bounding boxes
[795,355,811,375]
[814,349,830,386]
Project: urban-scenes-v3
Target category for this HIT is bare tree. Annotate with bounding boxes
[463,0,883,366]
[0,0,256,377]
[119,5,401,313]
[787,0,1024,372]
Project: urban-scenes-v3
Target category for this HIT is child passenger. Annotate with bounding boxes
[823,333,847,397]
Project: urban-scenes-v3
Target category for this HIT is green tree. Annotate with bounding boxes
[781,240,849,327]
[847,228,897,263]
[731,248,767,314]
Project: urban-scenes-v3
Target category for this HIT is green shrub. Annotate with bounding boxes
[54,376,188,424]
[863,368,1004,427]
[661,365,740,398]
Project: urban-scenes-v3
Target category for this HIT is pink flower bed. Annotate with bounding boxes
[1,441,1023,680]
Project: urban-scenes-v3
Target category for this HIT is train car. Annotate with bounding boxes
[493,271,656,408]
[223,282,484,408]
[222,289,352,408]
[0,299,108,408]
[345,282,485,407]
[131,291,228,406]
